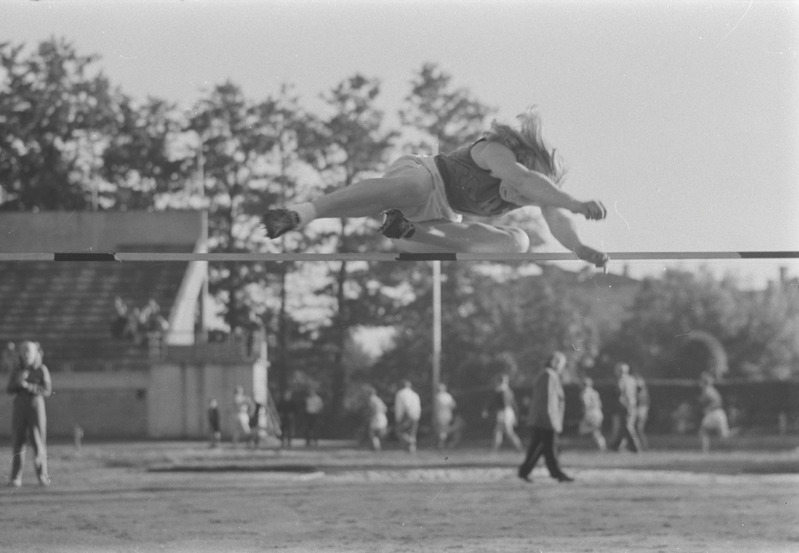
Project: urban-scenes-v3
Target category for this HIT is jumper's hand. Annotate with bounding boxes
[576,200,608,221]
[575,245,609,269]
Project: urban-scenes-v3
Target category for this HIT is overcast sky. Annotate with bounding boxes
[3,0,798,286]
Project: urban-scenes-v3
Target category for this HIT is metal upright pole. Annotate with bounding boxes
[432,260,442,430]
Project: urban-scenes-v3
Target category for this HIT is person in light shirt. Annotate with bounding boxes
[578,377,607,451]
[698,372,730,453]
[367,386,388,451]
[434,383,457,449]
[608,363,641,453]
[394,380,422,453]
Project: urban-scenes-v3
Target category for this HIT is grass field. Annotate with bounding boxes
[2,436,798,553]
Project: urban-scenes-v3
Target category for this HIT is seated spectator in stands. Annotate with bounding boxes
[110,297,129,339]
[140,299,169,350]
[142,299,169,333]
[125,306,143,345]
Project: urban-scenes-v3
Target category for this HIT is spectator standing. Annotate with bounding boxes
[394,380,422,453]
[698,373,730,453]
[304,390,324,447]
[277,390,297,448]
[518,352,574,483]
[578,377,607,451]
[6,341,52,487]
[634,372,650,450]
[608,363,641,453]
[485,374,523,452]
[367,387,389,451]
[672,402,694,434]
[248,402,263,449]
[207,398,221,448]
[434,383,457,449]
[446,413,466,449]
[232,386,255,447]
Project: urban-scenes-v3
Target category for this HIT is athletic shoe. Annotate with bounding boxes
[517,468,532,483]
[8,478,21,488]
[380,209,415,239]
[262,209,300,239]
[556,473,574,483]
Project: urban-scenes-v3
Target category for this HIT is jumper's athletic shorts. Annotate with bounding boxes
[382,155,463,224]
[701,409,730,437]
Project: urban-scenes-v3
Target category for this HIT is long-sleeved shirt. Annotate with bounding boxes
[394,387,422,422]
[527,368,565,433]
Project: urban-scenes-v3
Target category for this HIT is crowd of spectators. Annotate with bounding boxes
[110,296,169,348]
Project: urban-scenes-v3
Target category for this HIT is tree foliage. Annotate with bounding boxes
[0,39,117,210]
[399,62,496,155]
[101,95,185,210]
[604,268,799,380]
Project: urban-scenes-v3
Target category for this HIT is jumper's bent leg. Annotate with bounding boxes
[391,221,530,254]
[312,174,432,220]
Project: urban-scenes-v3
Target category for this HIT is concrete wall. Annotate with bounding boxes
[147,362,260,439]
[0,371,149,440]
[0,360,263,440]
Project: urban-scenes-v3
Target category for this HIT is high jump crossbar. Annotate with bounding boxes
[0,251,797,262]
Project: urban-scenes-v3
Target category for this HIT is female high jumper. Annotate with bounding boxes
[262,106,609,268]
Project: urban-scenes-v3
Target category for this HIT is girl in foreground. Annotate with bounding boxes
[263,106,609,268]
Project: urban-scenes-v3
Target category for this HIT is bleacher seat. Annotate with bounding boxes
[0,260,189,372]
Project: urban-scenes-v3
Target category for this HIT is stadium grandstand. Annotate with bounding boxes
[0,211,266,440]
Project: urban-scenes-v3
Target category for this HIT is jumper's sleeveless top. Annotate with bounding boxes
[434,138,520,217]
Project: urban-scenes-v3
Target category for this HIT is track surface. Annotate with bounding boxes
[2,441,798,552]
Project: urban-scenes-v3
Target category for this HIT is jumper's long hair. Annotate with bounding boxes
[484,106,567,186]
